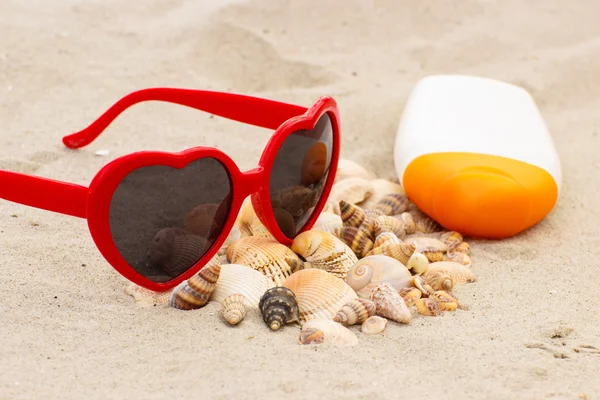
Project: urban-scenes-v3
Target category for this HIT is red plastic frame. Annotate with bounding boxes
[0,88,341,292]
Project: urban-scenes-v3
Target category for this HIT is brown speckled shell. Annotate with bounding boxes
[416,298,441,316]
[333,298,376,325]
[258,286,299,330]
[169,263,221,310]
[338,226,374,258]
[372,193,409,216]
[373,215,407,239]
[365,243,416,266]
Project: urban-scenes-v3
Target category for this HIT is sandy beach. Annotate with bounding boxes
[1,0,599,399]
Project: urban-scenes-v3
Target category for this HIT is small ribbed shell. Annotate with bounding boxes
[334,159,377,183]
[364,208,386,219]
[369,282,412,324]
[453,241,471,255]
[406,252,429,275]
[398,287,422,307]
[423,261,477,289]
[125,283,173,307]
[346,255,413,298]
[444,251,472,267]
[169,263,221,310]
[183,203,221,237]
[429,291,459,311]
[247,219,275,240]
[333,298,376,325]
[372,193,409,216]
[210,264,276,308]
[416,298,441,316]
[221,294,247,325]
[361,316,388,335]
[339,200,375,235]
[396,212,416,235]
[358,179,406,210]
[147,227,208,277]
[439,231,464,248]
[329,177,375,213]
[338,226,374,258]
[373,215,407,239]
[258,286,299,330]
[414,215,443,234]
[373,232,402,249]
[291,230,358,280]
[365,243,416,266]
[226,236,303,286]
[313,212,343,236]
[283,269,358,324]
[298,319,359,346]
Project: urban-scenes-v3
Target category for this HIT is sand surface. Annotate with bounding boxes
[1,1,599,399]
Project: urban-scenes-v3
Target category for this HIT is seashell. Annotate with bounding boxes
[221,293,247,325]
[372,215,407,239]
[183,203,221,238]
[412,275,435,297]
[329,177,375,213]
[247,218,276,240]
[169,263,221,310]
[423,261,477,289]
[333,298,376,325]
[373,193,409,216]
[147,227,208,277]
[429,290,459,311]
[361,315,388,335]
[233,219,253,238]
[258,286,299,330]
[313,212,343,236]
[358,179,406,210]
[453,241,471,255]
[443,251,472,267]
[369,282,412,324]
[439,231,464,248]
[283,269,358,324]
[339,200,375,235]
[338,226,374,258]
[406,252,429,275]
[125,283,173,307]
[210,264,276,308]
[218,225,245,256]
[396,212,416,234]
[365,243,416,266]
[421,247,445,263]
[364,208,386,219]
[373,232,402,249]
[416,298,441,316]
[414,214,443,234]
[272,208,296,238]
[270,185,318,223]
[346,255,413,298]
[322,201,337,214]
[398,287,422,307]
[334,159,377,183]
[226,236,303,286]
[404,236,449,253]
[291,230,358,280]
[298,319,359,346]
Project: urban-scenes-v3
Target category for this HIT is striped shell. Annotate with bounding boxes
[411,211,443,233]
[298,319,359,346]
[372,193,409,216]
[346,255,413,298]
[147,227,208,278]
[398,287,422,307]
[421,247,445,263]
[291,230,358,280]
[337,226,374,258]
[396,212,416,234]
[361,315,388,335]
[373,232,402,249]
[339,200,375,235]
[373,215,407,239]
[358,179,405,210]
[366,243,416,266]
[221,294,247,325]
[369,282,412,324]
[333,298,376,325]
[169,263,221,310]
[258,286,299,330]
[226,236,303,286]
[210,264,276,308]
[283,269,358,325]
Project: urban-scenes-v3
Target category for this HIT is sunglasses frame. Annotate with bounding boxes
[1,88,341,292]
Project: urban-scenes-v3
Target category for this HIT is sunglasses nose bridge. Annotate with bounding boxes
[240,167,266,198]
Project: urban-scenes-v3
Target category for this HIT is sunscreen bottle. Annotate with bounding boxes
[394,75,561,239]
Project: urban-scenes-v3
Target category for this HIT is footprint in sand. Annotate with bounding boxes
[525,326,600,359]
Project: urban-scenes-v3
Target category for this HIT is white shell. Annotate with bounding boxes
[210,264,276,308]
[346,255,413,298]
[298,319,359,346]
[328,177,375,213]
[313,212,343,236]
[361,316,388,335]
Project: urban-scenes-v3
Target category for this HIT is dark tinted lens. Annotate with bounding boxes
[109,157,232,283]
[270,113,334,238]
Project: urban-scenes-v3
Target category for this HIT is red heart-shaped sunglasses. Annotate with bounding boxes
[1,88,341,291]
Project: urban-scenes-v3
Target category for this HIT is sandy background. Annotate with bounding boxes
[1,0,599,399]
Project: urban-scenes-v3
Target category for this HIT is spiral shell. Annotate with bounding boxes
[283,269,358,324]
[298,319,359,346]
[334,159,377,183]
[313,212,343,236]
[291,230,358,280]
[169,263,221,310]
[443,251,472,267]
[221,294,247,325]
[329,177,375,213]
[148,227,208,277]
[373,232,402,249]
[398,287,422,307]
[423,270,454,292]
[338,226,374,258]
[258,286,299,330]
[423,261,477,290]
[339,200,375,235]
[358,179,406,210]
[406,252,429,275]
[429,291,459,311]
[226,236,303,286]
[372,215,407,239]
[210,264,275,308]
[361,315,388,335]
[439,231,464,248]
[365,243,416,266]
[372,193,409,216]
[369,282,412,324]
[416,298,441,316]
[346,255,413,298]
[453,241,471,255]
[333,298,376,325]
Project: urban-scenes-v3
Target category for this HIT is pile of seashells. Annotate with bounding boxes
[126,159,477,346]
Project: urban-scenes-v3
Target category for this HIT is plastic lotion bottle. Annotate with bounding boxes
[394,75,562,239]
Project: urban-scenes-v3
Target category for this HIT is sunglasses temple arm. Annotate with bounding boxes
[62,88,309,149]
[0,170,88,218]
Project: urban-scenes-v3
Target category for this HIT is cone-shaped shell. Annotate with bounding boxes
[298,319,359,346]
[416,298,442,316]
[226,236,303,286]
[258,286,299,330]
[210,264,276,308]
[423,261,477,289]
[221,293,247,325]
[283,269,358,324]
[346,255,413,298]
[361,315,388,335]
[169,263,221,310]
[373,232,402,249]
[373,215,407,239]
[313,212,343,236]
[373,193,409,216]
[333,298,376,325]
[358,179,405,210]
[291,230,358,280]
[369,282,412,324]
[338,226,374,258]
[366,243,416,266]
[339,200,374,234]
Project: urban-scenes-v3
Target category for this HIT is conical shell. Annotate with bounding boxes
[334,159,377,183]
[361,315,388,335]
[396,212,416,235]
[339,200,375,235]
[298,319,359,346]
[313,212,343,236]
[346,255,413,298]
[125,283,173,307]
[373,232,402,249]
[406,252,429,275]
[358,179,405,210]
[221,293,247,325]
[373,193,409,216]
[283,269,358,324]
[338,226,374,258]
[444,251,472,267]
[291,230,358,280]
[258,286,299,330]
[373,215,407,239]
[423,261,477,289]
[333,298,376,325]
[369,282,412,324]
[416,298,441,316]
[429,290,459,311]
[210,264,276,308]
[404,237,449,253]
[453,241,471,255]
[169,263,221,310]
[226,236,303,286]
[147,227,208,277]
[329,177,375,213]
[398,287,422,307]
[439,231,464,248]
[365,243,416,266]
